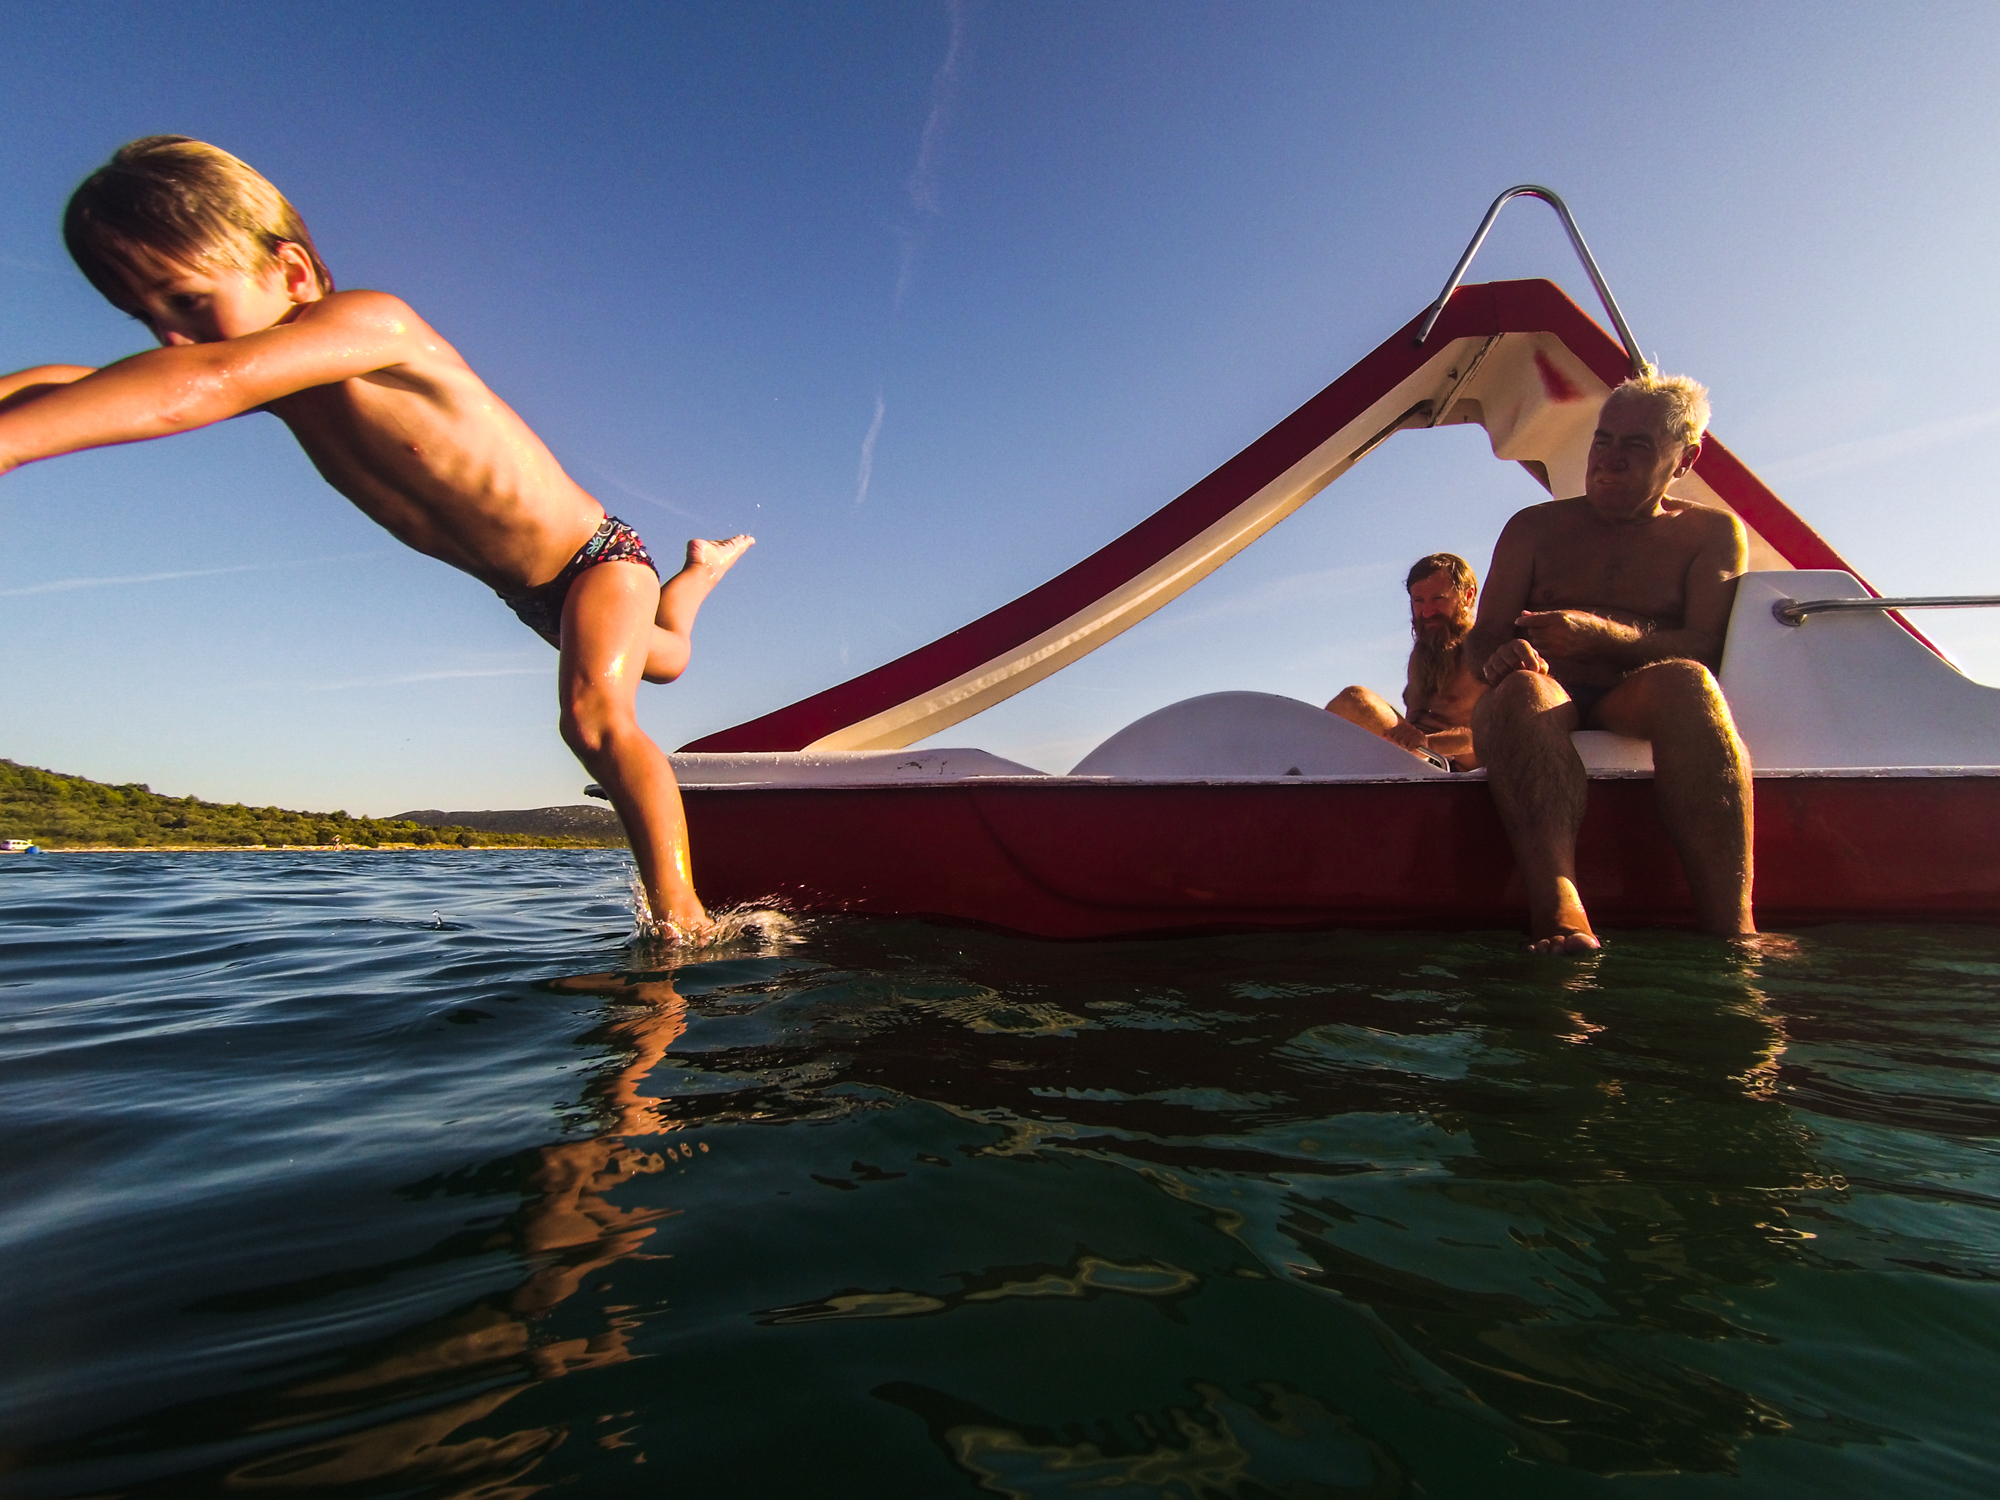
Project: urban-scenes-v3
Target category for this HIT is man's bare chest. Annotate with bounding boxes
[1429,659,1486,723]
[1527,526,1700,625]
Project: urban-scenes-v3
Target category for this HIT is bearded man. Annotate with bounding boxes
[1327,553,1486,770]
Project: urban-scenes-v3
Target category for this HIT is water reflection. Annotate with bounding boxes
[876,1379,1405,1499]
[8,966,706,1495]
[740,935,1850,1481]
[9,923,1991,1496]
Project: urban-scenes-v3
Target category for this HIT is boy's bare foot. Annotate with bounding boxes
[686,534,755,577]
[651,536,756,665]
[662,915,717,945]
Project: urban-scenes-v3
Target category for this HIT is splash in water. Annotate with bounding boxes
[628,861,798,951]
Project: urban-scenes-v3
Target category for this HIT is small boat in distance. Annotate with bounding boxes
[661,188,2000,938]
[1,840,41,854]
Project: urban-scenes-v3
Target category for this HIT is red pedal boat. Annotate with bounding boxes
[668,189,2000,937]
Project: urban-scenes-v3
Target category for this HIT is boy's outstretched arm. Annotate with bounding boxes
[0,293,421,476]
[0,366,96,417]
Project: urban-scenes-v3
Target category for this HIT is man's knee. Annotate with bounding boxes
[1612,659,1741,748]
[1642,658,1720,701]
[1627,659,1728,723]
[1475,669,1562,730]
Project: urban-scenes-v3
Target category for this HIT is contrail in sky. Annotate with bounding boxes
[0,550,385,598]
[892,0,968,314]
[906,0,966,216]
[0,563,264,598]
[573,459,705,520]
[296,666,548,693]
[864,3,963,507]
[854,394,887,506]
[1144,562,1390,633]
[1761,404,2000,484]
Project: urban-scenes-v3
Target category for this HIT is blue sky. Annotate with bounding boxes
[4,1,1998,813]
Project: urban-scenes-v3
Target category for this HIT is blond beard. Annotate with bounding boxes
[1409,604,1474,700]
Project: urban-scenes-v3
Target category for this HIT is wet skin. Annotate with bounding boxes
[1463,389,1755,952]
[0,243,753,936]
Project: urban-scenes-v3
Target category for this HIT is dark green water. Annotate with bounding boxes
[1,851,1995,1497]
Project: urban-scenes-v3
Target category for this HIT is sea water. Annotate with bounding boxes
[0,851,1995,1498]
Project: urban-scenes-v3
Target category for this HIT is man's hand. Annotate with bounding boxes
[1482,637,1549,683]
[1384,718,1431,753]
[1514,609,1637,662]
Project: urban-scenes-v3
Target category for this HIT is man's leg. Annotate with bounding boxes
[560,560,708,936]
[1472,671,1594,952]
[643,536,755,684]
[1596,660,1755,936]
[1326,685,1401,736]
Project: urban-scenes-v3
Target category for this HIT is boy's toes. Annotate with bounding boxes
[686,535,756,572]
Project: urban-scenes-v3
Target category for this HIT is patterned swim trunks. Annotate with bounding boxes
[498,516,658,649]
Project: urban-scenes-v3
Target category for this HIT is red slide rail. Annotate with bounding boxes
[685,278,1871,753]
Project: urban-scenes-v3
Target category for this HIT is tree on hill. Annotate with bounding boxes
[0,760,623,850]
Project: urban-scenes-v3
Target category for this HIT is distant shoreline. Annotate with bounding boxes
[4,759,625,852]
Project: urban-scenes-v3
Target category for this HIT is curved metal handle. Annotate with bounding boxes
[1772,594,2000,626]
[1415,185,1648,377]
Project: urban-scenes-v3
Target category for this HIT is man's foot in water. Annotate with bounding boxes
[1528,879,1601,954]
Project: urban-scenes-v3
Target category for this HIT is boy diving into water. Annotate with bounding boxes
[0,137,751,937]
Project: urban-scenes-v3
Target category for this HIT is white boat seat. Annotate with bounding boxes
[1070,692,1452,780]
[1070,690,1655,779]
[1721,570,2000,769]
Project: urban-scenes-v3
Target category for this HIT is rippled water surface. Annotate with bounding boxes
[2,851,1997,1498]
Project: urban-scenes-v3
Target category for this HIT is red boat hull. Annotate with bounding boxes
[683,775,2000,938]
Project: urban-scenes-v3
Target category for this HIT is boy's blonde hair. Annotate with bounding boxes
[64,137,333,312]
[1610,371,1711,450]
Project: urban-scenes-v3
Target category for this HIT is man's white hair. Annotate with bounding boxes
[1610,371,1711,449]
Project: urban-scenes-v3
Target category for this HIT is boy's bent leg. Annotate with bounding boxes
[643,535,755,684]
[1473,671,1596,952]
[560,561,709,935]
[1596,661,1755,936]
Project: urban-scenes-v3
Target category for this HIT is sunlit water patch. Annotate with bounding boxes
[0,851,1996,1497]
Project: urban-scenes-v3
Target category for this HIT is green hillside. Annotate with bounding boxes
[0,760,624,850]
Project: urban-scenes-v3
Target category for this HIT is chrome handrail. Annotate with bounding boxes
[1773,595,2000,626]
[1414,185,1648,377]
